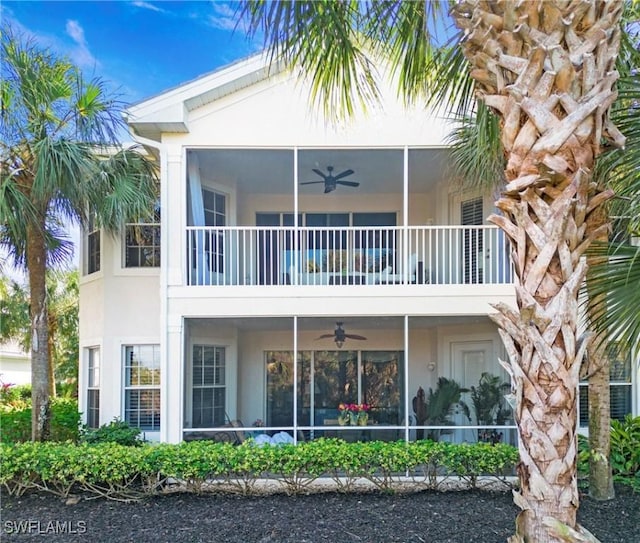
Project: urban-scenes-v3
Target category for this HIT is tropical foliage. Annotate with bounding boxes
[0,27,157,440]
[0,270,79,396]
[0,393,81,444]
[586,73,640,356]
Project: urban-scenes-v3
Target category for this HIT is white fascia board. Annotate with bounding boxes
[128,102,189,133]
[125,53,276,127]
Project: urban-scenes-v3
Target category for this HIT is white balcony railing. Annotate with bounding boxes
[185,226,514,287]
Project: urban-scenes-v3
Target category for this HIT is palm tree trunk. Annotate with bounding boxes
[26,222,51,441]
[48,312,57,398]
[587,353,614,500]
[585,205,614,501]
[452,2,623,541]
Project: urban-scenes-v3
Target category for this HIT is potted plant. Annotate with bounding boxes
[412,378,469,441]
[469,372,511,443]
[338,403,370,425]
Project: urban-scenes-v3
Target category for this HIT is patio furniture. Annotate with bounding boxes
[376,254,420,284]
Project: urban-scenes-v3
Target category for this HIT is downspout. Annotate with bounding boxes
[130,134,171,442]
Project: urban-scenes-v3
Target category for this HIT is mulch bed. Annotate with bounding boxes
[2,486,638,542]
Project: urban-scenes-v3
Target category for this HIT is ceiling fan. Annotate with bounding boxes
[316,322,367,349]
[300,166,359,193]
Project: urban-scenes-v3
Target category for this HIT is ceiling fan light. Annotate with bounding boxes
[335,339,344,349]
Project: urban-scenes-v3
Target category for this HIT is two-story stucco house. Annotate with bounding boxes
[78,54,637,443]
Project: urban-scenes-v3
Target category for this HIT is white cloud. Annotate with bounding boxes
[131,1,166,14]
[208,2,242,32]
[65,19,85,44]
[65,20,99,69]
[1,7,100,71]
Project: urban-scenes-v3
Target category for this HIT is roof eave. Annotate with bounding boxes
[124,52,284,139]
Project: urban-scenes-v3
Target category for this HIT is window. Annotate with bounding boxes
[202,189,226,274]
[265,350,404,428]
[124,206,160,267]
[203,189,226,227]
[461,197,484,283]
[124,345,161,431]
[579,344,633,426]
[86,348,100,429]
[188,345,227,427]
[85,216,100,274]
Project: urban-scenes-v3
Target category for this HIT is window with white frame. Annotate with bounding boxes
[124,345,161,431]
[190,345,226,427]
[124,205,161,267]
[85,215,100,275]
[203,189,226,227]
[579,344,633,426]
[86,347,100,428]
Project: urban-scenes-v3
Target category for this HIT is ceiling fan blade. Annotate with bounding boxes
[333,169,354,180]
[316,333,335,339]
[300,181,325,185]
[312,168,328,179]
[336,180,360,187]
[345,334,367,340]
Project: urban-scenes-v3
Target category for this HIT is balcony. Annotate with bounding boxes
[186,225,513,287]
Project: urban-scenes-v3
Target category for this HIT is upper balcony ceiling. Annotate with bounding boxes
[192,148,450,195]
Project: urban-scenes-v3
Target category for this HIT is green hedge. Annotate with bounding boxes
[0,439,519,500]
[0,398,81,444]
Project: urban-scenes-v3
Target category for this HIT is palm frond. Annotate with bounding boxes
[243,0,379,121]
[86,146,158,231]
[446,102,505,191]
[362,1,447,104]
[424,39,477,118]
[585,242,640,358]
[595,74,640,232]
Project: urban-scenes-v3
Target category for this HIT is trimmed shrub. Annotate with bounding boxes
[0,438,519,501]
[81,418,143,447]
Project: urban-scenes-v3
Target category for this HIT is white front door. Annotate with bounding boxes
[450,339,504,442]
[451,340,494,390]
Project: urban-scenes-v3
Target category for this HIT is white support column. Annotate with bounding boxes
[293,315,298,443]
[162,145,183,442]
[162,314,184,443]
[403,146,409,281]
[293,147,299,280]
[404,315,410,442]
[167,147,184,287]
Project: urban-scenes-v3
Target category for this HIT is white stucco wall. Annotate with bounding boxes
[79,225,160,428]
[83,57,521,443]
[175,69,452,149]
[0,340,30,386]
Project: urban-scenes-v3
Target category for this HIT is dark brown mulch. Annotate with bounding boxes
[1,486,638,542]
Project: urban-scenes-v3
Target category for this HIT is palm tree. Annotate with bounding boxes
[447,43,639,504]
[241,2,625,540]
[0,28,157,441]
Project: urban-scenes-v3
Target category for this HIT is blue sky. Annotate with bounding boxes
[2,1,260,278]
[2,1,260,106]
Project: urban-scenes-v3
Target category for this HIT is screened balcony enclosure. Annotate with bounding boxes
[182,316,518,445]
[185,148,514,287]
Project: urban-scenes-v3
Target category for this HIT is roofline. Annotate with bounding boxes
[125,51,282,119]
